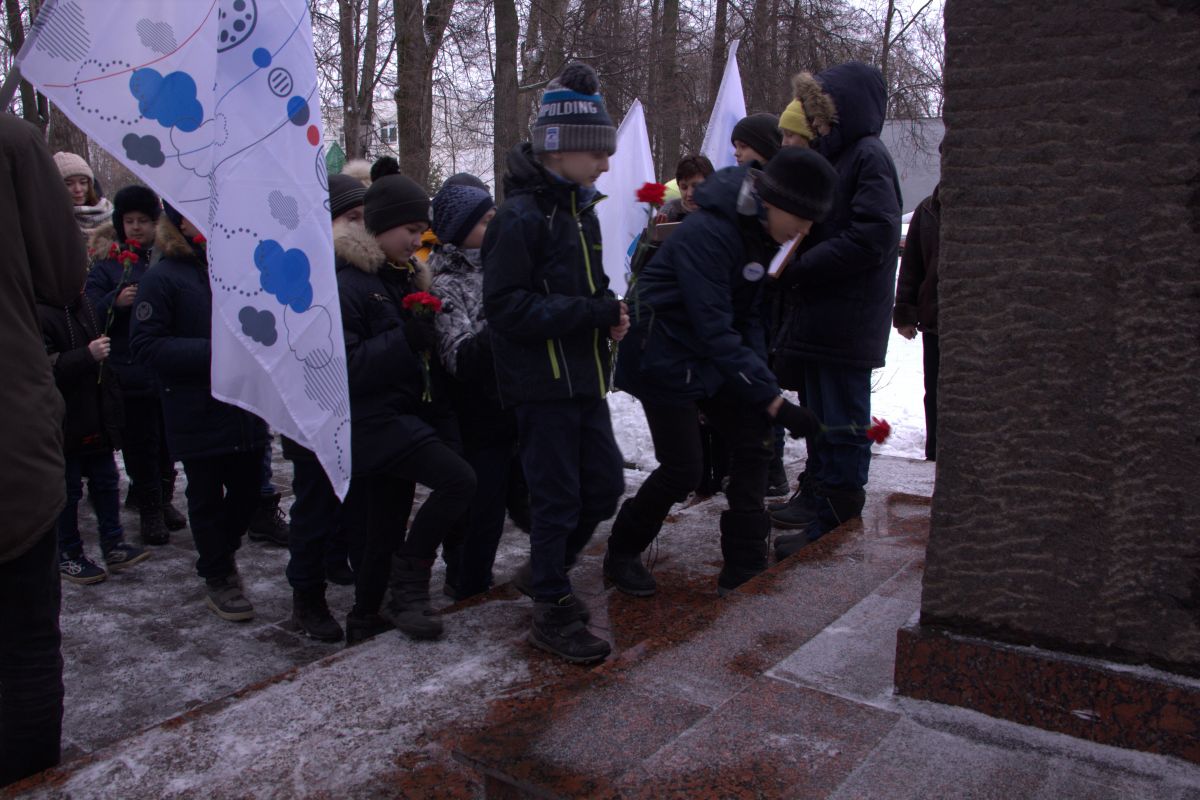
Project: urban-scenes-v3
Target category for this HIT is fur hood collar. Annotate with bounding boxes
[155,216,204,263]
[87,222,118,262]
[334,223,386,274]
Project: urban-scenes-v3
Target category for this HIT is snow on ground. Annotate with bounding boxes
[610,324,929,471]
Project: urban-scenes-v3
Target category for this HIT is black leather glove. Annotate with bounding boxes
[404,315,437,353]
[775,400,821,440]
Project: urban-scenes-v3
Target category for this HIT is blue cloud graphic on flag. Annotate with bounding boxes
[130,69,204,132]
[254,240,313,313]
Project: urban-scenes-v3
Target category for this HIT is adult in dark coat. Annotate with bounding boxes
[893,184,941,461]
[338,174,476,644]
[130,206,269,622]
[0,113,85,789]
[770,62,902,552]
[85,185,186,545]
[611,152,832,596]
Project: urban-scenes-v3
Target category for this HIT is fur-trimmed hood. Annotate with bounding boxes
[795,62,886,160]
[334,222,386,274]
[87,222,118,263]
[791,72,839,135]
[154,215,203,262]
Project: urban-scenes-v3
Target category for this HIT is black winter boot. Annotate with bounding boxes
[161,475,187,531]
[386,556,443,640]
[292,587,344,642]
[603,549,657,596]
[511,561,592,622]
[775,485,866,560]
[717,510,770,596]
[138,507,170,546]
[344,611,393,646]
[765,456,789,497]
[769,470,819,528]
[248,491,289,546]
[529,595,610,663]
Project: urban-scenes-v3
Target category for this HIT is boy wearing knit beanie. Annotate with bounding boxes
[730,113,782,166]
[332,172,476,644]
[482,62,627,664]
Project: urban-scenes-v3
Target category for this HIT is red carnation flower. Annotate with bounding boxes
[635,182,668,207]
[402,291,443,314]
[865,417,892,445]
[192,234,207,245]
[119,249,139,264]
[108,242,121,259]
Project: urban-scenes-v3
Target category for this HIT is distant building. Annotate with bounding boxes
[881,118,943,212]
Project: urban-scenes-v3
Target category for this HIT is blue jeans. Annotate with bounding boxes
[801,362,872,491]
[56,451,124,555]
[516,398,625,601]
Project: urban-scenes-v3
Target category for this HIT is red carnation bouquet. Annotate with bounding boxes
[402,291,443,401]
[98,243,141,383]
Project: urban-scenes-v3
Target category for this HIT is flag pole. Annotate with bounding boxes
[0,65,22,114]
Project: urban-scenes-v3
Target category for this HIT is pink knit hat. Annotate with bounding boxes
[53,151,93,181]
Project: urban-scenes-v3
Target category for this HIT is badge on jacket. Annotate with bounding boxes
[742,262,765,282]
[135,301,153,321]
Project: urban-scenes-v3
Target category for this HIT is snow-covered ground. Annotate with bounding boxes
[610,324,929,471]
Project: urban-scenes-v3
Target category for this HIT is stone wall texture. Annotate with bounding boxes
[923,0,1200,673]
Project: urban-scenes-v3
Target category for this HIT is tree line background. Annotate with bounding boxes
[2,0,943,196]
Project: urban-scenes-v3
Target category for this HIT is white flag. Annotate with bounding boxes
[595,99,656,298]
[700,40,746,171]
[17,0,351,498]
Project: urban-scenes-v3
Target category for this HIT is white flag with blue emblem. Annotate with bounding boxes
[700,39,746,170]
[595,99,655,298]
[16,0,352,498]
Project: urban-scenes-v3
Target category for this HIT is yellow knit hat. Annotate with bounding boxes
[778,99,812,142]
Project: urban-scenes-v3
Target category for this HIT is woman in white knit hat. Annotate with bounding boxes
[53,151,113,235]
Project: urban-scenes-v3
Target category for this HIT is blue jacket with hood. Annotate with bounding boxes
[773,62,902,369]
[614,165,782,408]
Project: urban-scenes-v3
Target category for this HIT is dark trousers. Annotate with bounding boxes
[259,437,276,496]
[286,457,341,592]
[0,528,63,787]
[344,440,475,615]
[923,332,938,461]
[453,439,518,597]
[57,451,123,554]
[516,398,625,601]
[609,393,772,555]
[120,395,173,507]
[182,450,264,581]
[801,362,872,491]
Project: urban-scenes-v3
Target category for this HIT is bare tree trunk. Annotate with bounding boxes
[3,0,38,124]
[708,0,727,104]
[880,0,896,101]
[393,0,453,188]
[658,0,680,172]
[338,0,362,159]
[493,0,518,198]
[355,0,380,157]
[47,102,87,159]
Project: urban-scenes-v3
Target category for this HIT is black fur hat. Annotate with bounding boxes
[111,184,161,243]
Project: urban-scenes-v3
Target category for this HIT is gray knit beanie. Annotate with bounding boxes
[531,63,616,156]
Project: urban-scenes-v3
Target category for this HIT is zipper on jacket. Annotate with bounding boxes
[572,191,608,395]
[546,339,561,380]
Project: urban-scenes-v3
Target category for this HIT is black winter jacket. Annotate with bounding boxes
[482,143,622,407]
[38,293,124,455]
[333,225,439,475]
[84,224,157,398]
[773,62,902,369]
[893,186,940,334]
[615,166,782,409]
[129,218,268,461]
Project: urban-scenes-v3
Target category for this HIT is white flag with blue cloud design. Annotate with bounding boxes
[17,0,352,497]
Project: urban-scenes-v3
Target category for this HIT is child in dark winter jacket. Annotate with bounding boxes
[609,149,834,596]
[39,290,149,584]
[482,62,629,664]
[85,185,187,547]
[335,174,476,644]
[429,182,512,600]
[130,204,270,622]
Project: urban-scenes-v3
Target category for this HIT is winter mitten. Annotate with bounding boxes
[775,400,821,440]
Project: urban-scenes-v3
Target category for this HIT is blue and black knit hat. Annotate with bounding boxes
[531,63,616,156]
[431,184,494,247]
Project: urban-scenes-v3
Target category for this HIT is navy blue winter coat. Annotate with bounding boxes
[333,224,438,476]
[84,224,157,398]
[129,219,268,461]
[482,143,622,407]
[615,165,781,409]
[773,62,902,369]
